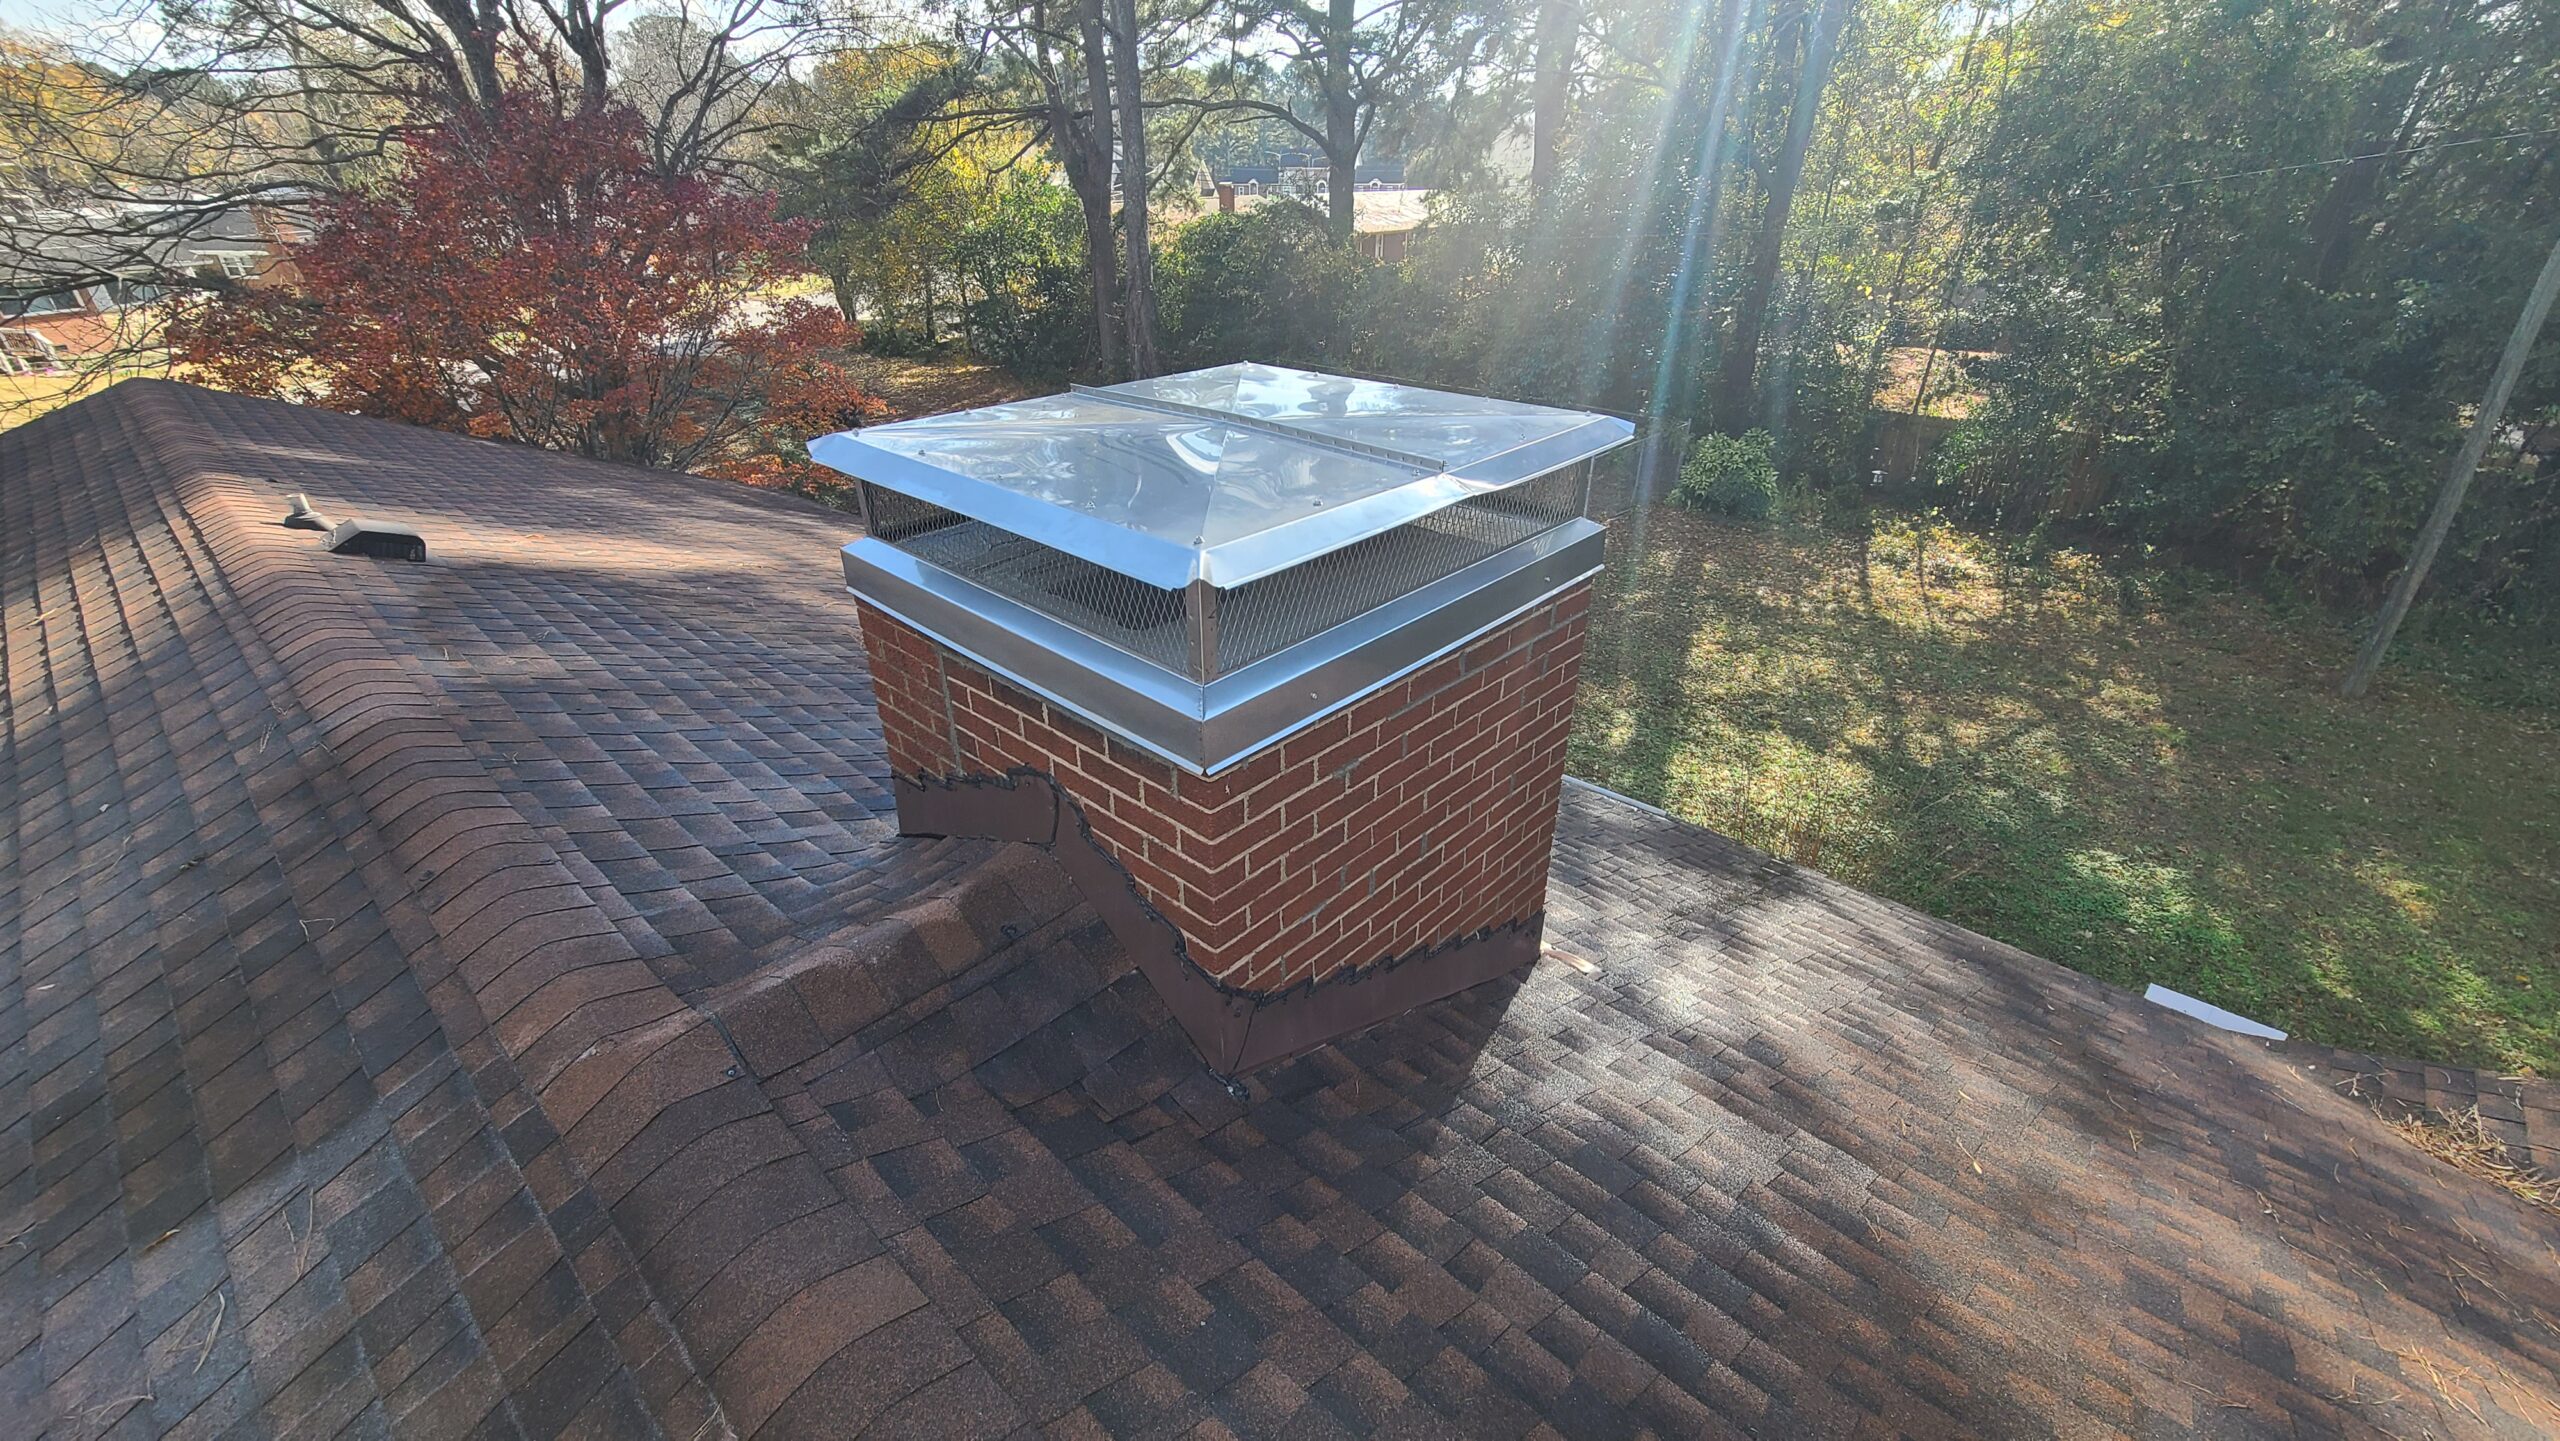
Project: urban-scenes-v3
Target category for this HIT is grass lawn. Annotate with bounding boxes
[3,370,122,426]
[1570,504,2560,1076]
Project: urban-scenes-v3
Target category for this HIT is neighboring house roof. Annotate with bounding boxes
[1,200,295,290]
[5,381,2558,1440]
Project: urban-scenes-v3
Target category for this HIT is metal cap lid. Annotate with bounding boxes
[810,363,1633,590]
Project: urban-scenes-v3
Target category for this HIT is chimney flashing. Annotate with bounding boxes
[843,515,1602,775]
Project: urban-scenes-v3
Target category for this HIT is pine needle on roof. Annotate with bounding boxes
[2380,1104,2560,1216]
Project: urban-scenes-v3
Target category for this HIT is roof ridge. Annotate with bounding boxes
[0,375,188,464]
[18,376,862,523]
[1066,381,1450,473]
[78,383,977,1440]
[701,843,1088,1077]
[2,395,725,1439]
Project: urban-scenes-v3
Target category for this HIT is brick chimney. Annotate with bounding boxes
[1217,181,1236,213]
[816,364,1630,1075]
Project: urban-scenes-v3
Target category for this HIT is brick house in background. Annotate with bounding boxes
[0,198,306,372]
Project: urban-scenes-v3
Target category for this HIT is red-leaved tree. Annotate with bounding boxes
[170,90,883,481]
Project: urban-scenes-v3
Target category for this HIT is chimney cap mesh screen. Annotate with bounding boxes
[862,464,1589,681]
[867,487,1196,675]
[1211,466,1583,673]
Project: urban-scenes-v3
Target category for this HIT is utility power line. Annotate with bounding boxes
[2093,125,2560,198]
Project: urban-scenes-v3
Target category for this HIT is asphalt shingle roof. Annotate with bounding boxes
[4,381,2557,1440]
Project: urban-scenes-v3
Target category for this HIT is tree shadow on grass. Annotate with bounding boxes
[1571,502,2560,1074]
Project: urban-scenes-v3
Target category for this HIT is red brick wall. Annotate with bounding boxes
[859,585,1592,993]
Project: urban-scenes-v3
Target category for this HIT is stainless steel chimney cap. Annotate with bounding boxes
[810,362,1634,589]
[828,364,1633,774]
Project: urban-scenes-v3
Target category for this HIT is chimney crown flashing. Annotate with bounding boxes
[843,517,1603,775]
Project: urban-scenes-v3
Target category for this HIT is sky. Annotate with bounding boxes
[0,0,99,34]
[3,0,167,52]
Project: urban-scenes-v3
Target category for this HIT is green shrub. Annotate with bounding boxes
[1767,328,1872,490]
[950,175,1092,376]
[1156,201,1359,370]
[1675,429,1780,519]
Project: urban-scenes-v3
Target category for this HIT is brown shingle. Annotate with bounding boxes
[8,382,2560,1440]
[2,382,962,1439]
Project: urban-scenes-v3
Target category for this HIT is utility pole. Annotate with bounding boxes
[2341,229,2560,698]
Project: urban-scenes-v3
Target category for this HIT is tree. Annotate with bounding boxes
[128,0,846,163]
[609,3,854,177]
[0,25,329,315]
[1711,0,1852,424]
[1157,198,1358,366]
[1642,0,1754,431]
[1527,0,1578,196]
[0,30,218,199]
[919,0,1229,376]
[0,0,858,423]
[1108,0,1163,371]
[950,172,1093,373]
[1943,0,2560,600]
[932,0,1127,373]
[1218,0,1446,240]
[2300,0,2465,292]
[779,44,1019,347]
[166,89,875,475]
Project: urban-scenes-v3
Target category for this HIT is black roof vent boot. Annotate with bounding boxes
[325,518,428,562]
